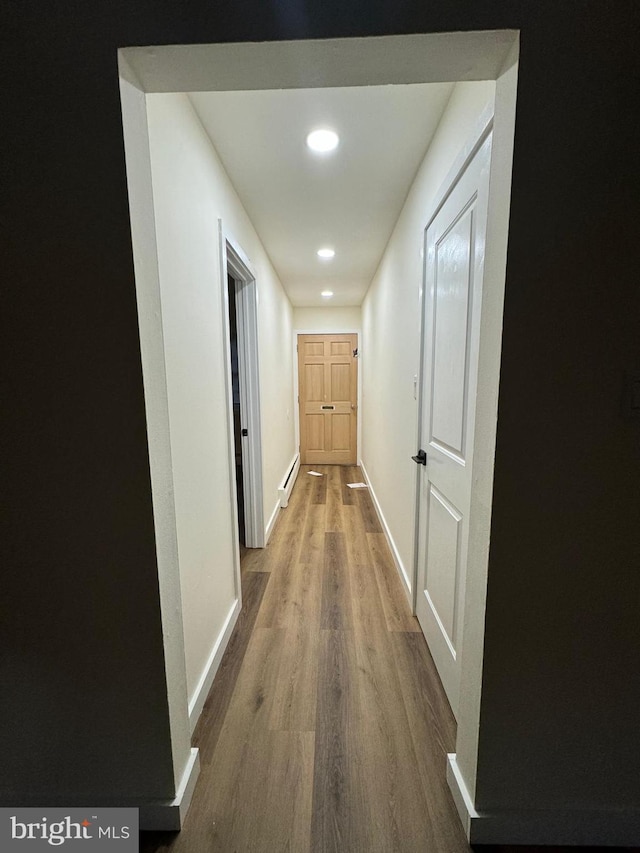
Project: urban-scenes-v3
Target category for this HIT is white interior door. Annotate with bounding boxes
[415,129,493,718]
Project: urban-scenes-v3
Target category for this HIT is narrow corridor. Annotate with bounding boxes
[142,465,470,852]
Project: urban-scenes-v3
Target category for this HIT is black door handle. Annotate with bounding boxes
[412,449,427,466]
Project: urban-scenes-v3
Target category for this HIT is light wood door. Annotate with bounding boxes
[415,131,492,718]
[298,333,357,465]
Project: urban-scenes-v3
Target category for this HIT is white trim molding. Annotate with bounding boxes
[265,498,281,545]
[188,599,241,733]
[359,459,412,604]
[139,748,200,830]
[446,753,478,839]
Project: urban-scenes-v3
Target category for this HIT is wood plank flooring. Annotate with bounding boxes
[142,465,640,852]
[141,465,467,852]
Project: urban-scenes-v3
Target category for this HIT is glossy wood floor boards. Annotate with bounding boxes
[141,465,469,853]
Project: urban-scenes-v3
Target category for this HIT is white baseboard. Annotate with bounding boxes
[188,599,240,733]
[446,753,478,838]
[278,452,300,508]
[139,748,200,830]
[359,459,412,605]
[447,752,640,846]
[265,497,281,545]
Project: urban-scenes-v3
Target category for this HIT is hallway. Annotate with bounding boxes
[142,465,470,852]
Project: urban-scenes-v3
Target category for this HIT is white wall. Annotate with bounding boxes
[146,93,295,706]
[118,71,193,810]
[257,265,298,532]
[361,81,496,595]
[293,305,362,333]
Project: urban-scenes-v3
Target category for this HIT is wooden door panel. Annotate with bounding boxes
[298,334,357,465]
[305,414,325,451]
[304,363,325,402]
[330,363,352,402]
[330,413,351,451]
[304,341,324,357]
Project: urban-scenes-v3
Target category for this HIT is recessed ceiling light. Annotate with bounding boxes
[306,129,339,153]
[321,291,334,298]
[317,248,335,259]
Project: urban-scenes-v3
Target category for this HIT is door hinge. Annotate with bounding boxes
[241,428,249,437]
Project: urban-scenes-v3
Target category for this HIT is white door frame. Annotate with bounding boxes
[292,329,362,464]
[119,34,518,832]
[219,222,265,552]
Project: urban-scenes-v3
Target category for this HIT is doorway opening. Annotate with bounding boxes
[227,272,245,546]
[221,231,265,550]
[118,30,519,835]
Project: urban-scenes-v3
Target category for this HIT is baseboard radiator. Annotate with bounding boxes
[278,452,300,508]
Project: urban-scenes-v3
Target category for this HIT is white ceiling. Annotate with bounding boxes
[190,83,455,306]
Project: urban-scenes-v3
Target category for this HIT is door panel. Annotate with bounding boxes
[298,333,357,465]
[306,414,325,451]
[331,363,352,401]
[330,340,351,356]
[416,131,492,718]
[304,341,324,357]
[330,413,351,451]
[425,485,462,649]
[305,363,325,401]
[430,207,473,460]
